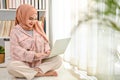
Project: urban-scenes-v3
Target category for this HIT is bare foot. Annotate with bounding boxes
[35,72,44,77]
[35,70,58,77]
[44,70,58,76]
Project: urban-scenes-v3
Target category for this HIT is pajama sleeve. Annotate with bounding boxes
[10,30,35,62]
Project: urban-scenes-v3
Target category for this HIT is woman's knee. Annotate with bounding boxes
[7,62,15,71]
[54,56,63,68]
[57,56,62,63]
[7,61,22,72]
[7,61,25,77]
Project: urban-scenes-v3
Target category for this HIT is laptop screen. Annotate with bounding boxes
[49,37,71,57]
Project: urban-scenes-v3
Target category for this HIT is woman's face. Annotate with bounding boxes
[26,13,37,29]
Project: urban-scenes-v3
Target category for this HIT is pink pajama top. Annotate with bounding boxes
[10,25,50,67]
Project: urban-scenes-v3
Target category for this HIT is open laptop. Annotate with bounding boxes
[49,37,71,58]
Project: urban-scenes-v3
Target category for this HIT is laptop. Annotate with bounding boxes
[49,38,71,58]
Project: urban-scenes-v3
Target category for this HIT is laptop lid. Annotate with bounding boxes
[49,37,71,57]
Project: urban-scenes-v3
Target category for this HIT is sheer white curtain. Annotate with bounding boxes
[51,0,116,80]
[51,0,72,45]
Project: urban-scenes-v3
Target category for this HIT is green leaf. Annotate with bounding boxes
[0,46,5,54]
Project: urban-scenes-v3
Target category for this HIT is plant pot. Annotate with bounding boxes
[0,54,5,63]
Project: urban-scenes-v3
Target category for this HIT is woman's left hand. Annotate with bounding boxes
[46,50,51,55]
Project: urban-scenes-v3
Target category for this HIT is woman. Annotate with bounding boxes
[7,4,62,80]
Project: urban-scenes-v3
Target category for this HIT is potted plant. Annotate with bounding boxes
[0,46,5,63]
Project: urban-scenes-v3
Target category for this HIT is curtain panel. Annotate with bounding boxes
[51,0,120,79]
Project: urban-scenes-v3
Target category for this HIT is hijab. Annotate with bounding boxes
[15,4,48,42]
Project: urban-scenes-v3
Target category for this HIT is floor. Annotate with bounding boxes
[0,61,80,80]
[1,60,120,80]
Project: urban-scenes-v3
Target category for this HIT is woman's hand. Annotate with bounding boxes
[34,53,48,59]
[34,50,51,59]
[46,50,51,55]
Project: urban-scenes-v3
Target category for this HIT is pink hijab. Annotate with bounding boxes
[15,4,48,42]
